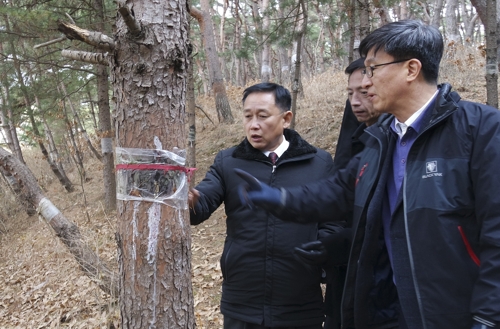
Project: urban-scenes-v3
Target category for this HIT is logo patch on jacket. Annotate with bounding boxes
[423,160,442,178]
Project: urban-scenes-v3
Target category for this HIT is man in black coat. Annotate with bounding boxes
[189,82,339,328]
[295,57,380,329]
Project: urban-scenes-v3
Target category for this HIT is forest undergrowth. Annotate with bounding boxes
[0,44,488,328]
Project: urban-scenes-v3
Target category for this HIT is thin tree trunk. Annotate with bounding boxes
[0,146,118,296]
[290,0,307,129]
[347,0,356,63]
[430,0,445,28]
[358,0,370,40]
[0,90,25,164]
[187,51,197,189]
[30,96,75,192]
[61,96,87,181]
[445,0,461,42]
[191,2,234,123]
[486,0,498,108]
[94,0,117,212]
[261,0,272,82]
[42,116,65,174]
[60,82,103,161]
[86,91,99,131]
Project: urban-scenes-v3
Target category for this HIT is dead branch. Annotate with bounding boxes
[57,21,115,52]
[34,36,67,49]
[61,49,109,65]
[118,6,143,38]
[195,105,215,125]
[0,146,118,297]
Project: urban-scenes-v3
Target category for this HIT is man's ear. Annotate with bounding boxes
[283,111,293,128]
[407,59,422,82]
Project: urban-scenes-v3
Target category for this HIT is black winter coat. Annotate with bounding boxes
[191,129,336,327]
[275,84,500,329]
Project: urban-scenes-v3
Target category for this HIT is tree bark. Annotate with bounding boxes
[190,2,234,123]
[486,0,498,108]
[358,0,371,40]
[0,87,25,164]
[0,146,118,297]
[290,0,307,129]
[42,116,65,174]
[112,1,195,327]
[261,0,272,82]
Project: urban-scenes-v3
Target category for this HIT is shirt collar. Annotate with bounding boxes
[264,135,289,158]
[392,90,438,138]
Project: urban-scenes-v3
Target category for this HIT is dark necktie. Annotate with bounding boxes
[269,152,278,165]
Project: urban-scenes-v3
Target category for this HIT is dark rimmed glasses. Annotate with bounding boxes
[361,59,412,78]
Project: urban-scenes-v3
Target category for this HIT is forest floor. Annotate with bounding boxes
[0,46,488,328]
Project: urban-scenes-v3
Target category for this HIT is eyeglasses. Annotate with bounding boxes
[361,59,411,78]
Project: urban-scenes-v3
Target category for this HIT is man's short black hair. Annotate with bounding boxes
[242,83,292,113]
[358,19,443,84]
[345,57,366,76]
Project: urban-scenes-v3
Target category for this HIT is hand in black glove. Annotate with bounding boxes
[294,240,329,265]
[234,168,283,211]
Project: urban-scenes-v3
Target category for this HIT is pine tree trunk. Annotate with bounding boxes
[0,85,25,164]
[191,1,234,123]
[187,53,197,189]
[290,0,307,129]
[42,117,65,174]
[486,0,498,108]
[261,0,271,82]
[111,1,195,327]
[94,0,117,212]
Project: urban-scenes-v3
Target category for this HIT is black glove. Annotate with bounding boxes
[294,240,329,265]
[234,168,283,211]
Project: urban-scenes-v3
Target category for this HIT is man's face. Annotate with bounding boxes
[348,68,379,126]
[362,49,408,114]
[243,92,292,151]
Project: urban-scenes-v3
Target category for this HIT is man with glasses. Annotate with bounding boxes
[294,57,381,329]
[236,20,500,329]
[189,82,337,328]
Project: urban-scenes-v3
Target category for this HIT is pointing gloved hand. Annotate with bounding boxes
[294,240,329,265]
[234,168,284,211]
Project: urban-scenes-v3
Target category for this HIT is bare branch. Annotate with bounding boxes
[33,36,67,49]
[118,6,143,38]
[65,12,76,25]
[62,49,109,65]
[57,21,115,51]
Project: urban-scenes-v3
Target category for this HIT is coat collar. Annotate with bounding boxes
[367,83,460,138]
[232,129,317,162]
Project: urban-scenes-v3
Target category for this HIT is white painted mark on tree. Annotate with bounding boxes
[101,138,113,153]
[37,198,61,222]
[178,208,184,230]
[149,263,158,329]
[132,201,140,261]
[153,136,162,150]
[147,202,161,264]
[261,65,272,75]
